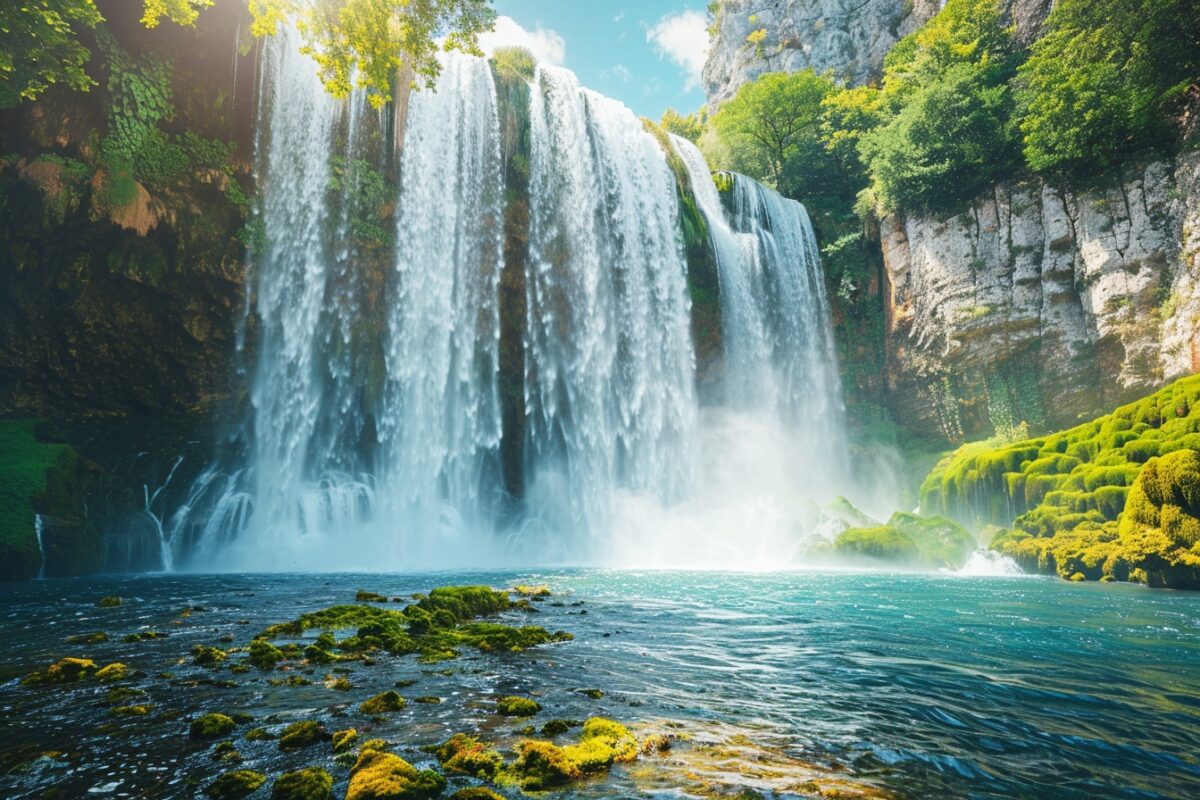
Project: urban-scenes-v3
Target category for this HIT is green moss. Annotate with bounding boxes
[432,733,502,778]
[360,690,406,715]
[347,750,446,800]
[106,686,146,704]
[248,638,284,670]
[259,585,569,663]
[279,720,324,750]
[0,421,74,580]
[356,590,389,602]
[271,767,333,800]
[244,727,275,741]
[504,740,581,790]
[110,704,152,716]
[205,770,267,800]
[501,717,639,789]
[540,719,580,736]
[22,657,97,686]
[924,374,1200,545]
[448,789,506,800]
[67,632,108,644]
[192,645,228,667]
[495,695,540,716]
[95,662,129,682]
[190,713,237,739]
[833,512,975,569]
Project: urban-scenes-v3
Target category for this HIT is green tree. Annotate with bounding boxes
[711,69,835,187]
[659,107,707,143]
[0,0,103,108]
[249,0,496,109]
[140,0,212,29]
[1016,0,1200,176]
[855,0,1020,213]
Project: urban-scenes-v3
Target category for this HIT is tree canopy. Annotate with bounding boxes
[1,0,496,110]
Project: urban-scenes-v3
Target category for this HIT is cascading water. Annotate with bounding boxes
[164,37,854,570]
[521,66,697,555]
[377,52,506,559]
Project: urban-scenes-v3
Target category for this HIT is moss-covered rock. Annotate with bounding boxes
[832,512,976,569]
[248,638,284,670]
[332,728,359,754]
[96,595,122,608]
[22,656,96,685]
[279,720,324,750]
[271,767,333,800]
[95,662,129,682]
[540,719,579,736]
[432,733,502,778]
[502,717,639,789]
[356,590,389,602]
[205,769,266,800]
[190,712,237,739]
[66,631,108,644]
[495,696,540,717]
[448,789,505,800]
[360,691,406,715]
[346,750,446,800]
[504,740,581,790]
[110,704,152,716]
[192,644,228,666]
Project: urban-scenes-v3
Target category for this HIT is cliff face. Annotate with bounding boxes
[703,0,940,107]
[881,154,1200,441]
[703,0,1052,106]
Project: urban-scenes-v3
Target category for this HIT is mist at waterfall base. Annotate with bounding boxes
[159,38,908,574]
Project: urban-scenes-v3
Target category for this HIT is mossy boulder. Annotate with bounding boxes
[192,644,228,666]
[205,769,266,800]
[191,713,237,739]
[360,691,406,715]
[22,656,96,685]
[66,631,108,644]
[347,750,446,800]
[432,733,502,778]
[279,720,324,750]
[502,717,639,789]
[495,695,540,716]
[248,638,284,670]
[448,789,505,800]
[1113,449,1200,588]
[833,512,975,569]
[272,767,333,800]
[110,704,152,716]
[95,662,129,682]
[332,728,359,754]
[96,596,122,608]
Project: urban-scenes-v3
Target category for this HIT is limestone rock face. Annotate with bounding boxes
[881,153,1200,441]
[702,0,1052,108]
[703,0,938,108]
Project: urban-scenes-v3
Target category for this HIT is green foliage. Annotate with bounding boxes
[141,0,212,29]
[711,69,836,188]
[249,0,496,109]
[491,46,535,81]
[852,0,1020,213]
[328,156,391,248]
[832,512,976,569]
[0,420,73,581]
[1016,0,1200,176]
[659,107,707,143]
[0,0,102,108]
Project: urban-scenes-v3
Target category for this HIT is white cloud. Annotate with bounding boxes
[602,64,632,82]
[646,10,710,90]
[478,15,566,66]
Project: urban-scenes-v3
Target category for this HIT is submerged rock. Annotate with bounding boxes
[190,713,237,739]
[432,733,502,779]
[495,696,540,717]
[272,767,333,800]
[95,662,129,682]
[205,769,266,800]
[96,596,122,608]
[22,657,96,685]
[279,720,324,750]
[360,691,406,715]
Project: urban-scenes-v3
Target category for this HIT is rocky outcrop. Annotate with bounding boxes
[703,0,1052,107]
[881,153,1200,441]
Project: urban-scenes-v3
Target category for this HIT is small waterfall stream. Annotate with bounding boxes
[165,36,852,570]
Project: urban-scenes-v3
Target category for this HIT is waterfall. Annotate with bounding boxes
[377,53,506,557]
[522,65,697,552]
[34,514,46,580]
[671,135,847,475]
[165,37,851,570]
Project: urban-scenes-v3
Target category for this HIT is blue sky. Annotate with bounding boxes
[484,1,711,119]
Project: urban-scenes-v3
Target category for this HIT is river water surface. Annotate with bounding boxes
[2,570,1199,799]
